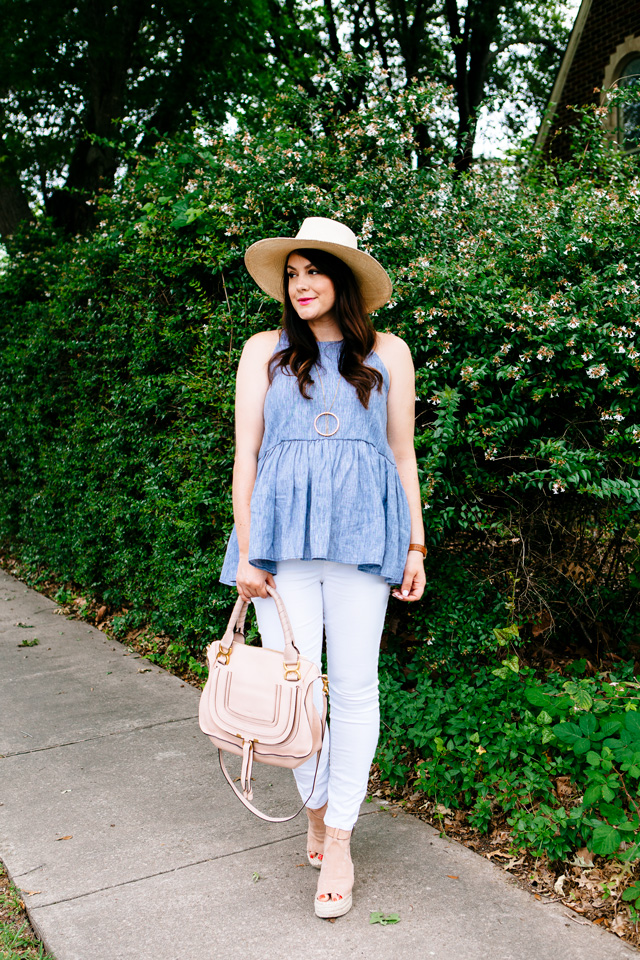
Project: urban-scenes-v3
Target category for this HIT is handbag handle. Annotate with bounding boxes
[220,584,300,666]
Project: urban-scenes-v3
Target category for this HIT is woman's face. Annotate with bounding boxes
[286,253,336,325]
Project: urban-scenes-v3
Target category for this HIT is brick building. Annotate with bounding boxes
[535,0,640,158]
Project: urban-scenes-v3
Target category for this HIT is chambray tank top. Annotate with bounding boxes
[219,337,411,585]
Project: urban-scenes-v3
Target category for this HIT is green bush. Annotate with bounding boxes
[378,650,640,861]
[2,76,639,664]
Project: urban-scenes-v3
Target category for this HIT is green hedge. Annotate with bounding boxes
[1,76,640,668]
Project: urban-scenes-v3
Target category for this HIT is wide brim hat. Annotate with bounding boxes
[244,217,392,313]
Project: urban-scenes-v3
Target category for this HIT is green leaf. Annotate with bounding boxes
[624,712,640,739]
[493,625,519,645]
[572,688,594,711]
[553,721,591,754]
[370,912,400,925]
[525,686,552,708]
[578,714,597,736]
[503,655,520,674]
[598,802,627,825]
[536,710,553,726]
[563,681,596,711]
[590,823,622,855]
[622,883,640,902]
[597,720,623,738]
[583,784,602,806]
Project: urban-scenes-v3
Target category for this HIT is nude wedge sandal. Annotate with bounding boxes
[314,826,353,919]
[306,802,328,868]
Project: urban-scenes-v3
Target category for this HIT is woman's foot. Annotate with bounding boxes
[315,826,354,919]
[306,803,328,868]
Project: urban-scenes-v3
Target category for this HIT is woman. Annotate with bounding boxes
[220,216,425,918]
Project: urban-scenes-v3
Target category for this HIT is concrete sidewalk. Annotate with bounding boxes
[0,567,636,960]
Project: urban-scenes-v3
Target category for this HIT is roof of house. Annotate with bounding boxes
[534,0,593,151]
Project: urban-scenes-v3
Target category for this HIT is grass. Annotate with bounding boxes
[0,866,51,960]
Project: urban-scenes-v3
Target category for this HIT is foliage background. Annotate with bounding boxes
[1,76,640,866]
[0,0,572,237]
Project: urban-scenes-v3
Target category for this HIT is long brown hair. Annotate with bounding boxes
[268,248,383,408]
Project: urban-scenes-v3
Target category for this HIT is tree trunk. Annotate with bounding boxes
[450,0,503,174]
[0,105,32,241]
[49,0,148,234]
[0,177,32,242]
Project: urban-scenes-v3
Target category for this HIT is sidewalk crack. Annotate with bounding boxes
[2,716,199,758]
[27,810,382,910]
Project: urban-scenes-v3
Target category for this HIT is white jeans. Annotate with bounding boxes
[252,559,390,831]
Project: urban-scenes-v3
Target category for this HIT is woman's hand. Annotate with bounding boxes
[391,553,426,602]
[236,558,276,603]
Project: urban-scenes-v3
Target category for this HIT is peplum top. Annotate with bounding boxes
[219,337,411,586]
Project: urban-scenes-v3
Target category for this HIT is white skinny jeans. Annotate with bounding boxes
[252,559,390,831]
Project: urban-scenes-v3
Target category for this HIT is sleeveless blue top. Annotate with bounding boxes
[220,337,411,585]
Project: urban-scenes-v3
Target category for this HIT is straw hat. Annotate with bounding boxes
[244,217,392,312]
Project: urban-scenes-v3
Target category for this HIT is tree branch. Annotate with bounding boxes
[486,34,565,66]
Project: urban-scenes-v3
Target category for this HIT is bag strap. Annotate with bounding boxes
[217,678,328,823]
[221,585,299,665]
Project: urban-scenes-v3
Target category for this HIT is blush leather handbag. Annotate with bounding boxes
[199,585,328,822]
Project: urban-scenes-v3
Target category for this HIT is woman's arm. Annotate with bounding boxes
[377,333,426,603]
[232,330,280,602]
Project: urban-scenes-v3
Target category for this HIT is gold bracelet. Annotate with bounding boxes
[408,543,427,557]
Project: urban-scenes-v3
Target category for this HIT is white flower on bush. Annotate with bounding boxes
[536,346,554,362]
[568,317,580,328]
[582,351,593,361]
[551,480,566,494]
[361,215,374,240]
[587,364,607,378]
[617,262,627,275]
